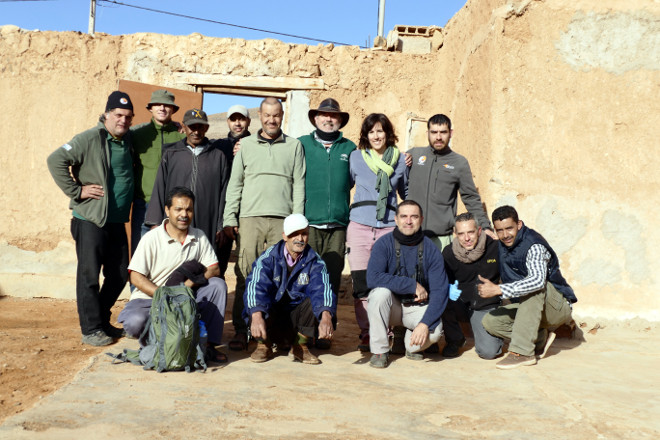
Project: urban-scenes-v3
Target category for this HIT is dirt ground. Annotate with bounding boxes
[1,276,659,439]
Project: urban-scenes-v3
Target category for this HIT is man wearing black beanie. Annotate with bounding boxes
[47,91,135,346]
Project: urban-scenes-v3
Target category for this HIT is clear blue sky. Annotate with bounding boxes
[1,0,466,113]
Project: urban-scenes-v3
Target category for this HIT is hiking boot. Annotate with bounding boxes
[405,350,423,361]
[496,352,537,370]
[250,341,273,363]
[290,343,320,365]
[103,324,126,339]
[369,353,389,368]
[81,330,113,346]
[535,331,556,359]
[442,337,466,358]
[390,326,406,355]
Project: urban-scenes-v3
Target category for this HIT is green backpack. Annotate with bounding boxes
[109,286,206,373]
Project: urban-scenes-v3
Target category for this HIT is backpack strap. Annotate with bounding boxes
[394,239,402,275]
[106,349,143,366]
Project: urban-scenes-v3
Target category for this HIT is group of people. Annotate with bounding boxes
[47,90,577,370]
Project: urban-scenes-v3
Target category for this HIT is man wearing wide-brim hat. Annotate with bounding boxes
[130,89,185,255]
[298,98,356,349]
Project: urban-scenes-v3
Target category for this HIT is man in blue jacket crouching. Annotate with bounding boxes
[244,214,336,365]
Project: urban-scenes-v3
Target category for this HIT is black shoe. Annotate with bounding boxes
[424,343,440,354]
[390,326,406,355]
[405,350,424,361]
[103,324,126,339]
[442,338,466,358]
[315,338,332,350]
[369,353,389,368]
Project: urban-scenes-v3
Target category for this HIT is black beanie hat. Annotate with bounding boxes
[105,91,134,112]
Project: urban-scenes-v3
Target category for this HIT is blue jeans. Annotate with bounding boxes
[443,300,503,359]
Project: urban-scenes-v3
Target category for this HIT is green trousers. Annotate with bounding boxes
[307,227,346,297]
[482,282,572,356]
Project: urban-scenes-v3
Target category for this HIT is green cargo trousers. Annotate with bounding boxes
[481,282,572,356]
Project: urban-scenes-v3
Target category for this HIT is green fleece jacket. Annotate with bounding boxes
[131,118,185,202]
[223,130,306,227]
[299,131,356,226]
[47,122,133,228]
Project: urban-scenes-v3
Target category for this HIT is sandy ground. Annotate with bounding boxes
[1,274,659,439]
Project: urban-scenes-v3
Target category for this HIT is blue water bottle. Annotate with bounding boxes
[198,320,208,353]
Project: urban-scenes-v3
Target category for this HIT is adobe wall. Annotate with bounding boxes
[1,0,658,320]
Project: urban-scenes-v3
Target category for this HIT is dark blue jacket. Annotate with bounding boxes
[244,241,337,321]
[499,224,577,303]
[366,233,449,331]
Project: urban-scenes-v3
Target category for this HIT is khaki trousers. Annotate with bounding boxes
[482,283,572,356]
[232,216,284,334]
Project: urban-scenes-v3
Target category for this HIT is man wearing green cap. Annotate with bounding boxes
[130,90,185,254]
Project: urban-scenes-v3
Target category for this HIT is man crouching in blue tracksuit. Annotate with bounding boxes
[366,200,449,368]
[244,214,337,365]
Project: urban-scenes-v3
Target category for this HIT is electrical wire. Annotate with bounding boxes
[97,0,365,48]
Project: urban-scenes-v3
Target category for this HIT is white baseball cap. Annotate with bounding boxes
[227,105,249,118]
[283,214,309,236]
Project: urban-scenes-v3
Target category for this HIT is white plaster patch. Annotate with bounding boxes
[573,258,622,286]
[601,210,648,284]
[556,11,660,75]
[535,199,587,256]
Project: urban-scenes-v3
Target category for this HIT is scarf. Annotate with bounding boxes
[361,146,400,221]
[393,227,425,246]
[315,129,340,143]
[451,231,487,264]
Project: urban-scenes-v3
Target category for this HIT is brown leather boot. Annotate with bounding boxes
[250,341,273,363]
[290,343,320,365]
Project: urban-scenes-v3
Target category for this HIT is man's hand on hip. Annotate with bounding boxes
[80,184,104,200]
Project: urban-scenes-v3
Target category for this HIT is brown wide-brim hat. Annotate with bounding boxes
[308,98,349,129]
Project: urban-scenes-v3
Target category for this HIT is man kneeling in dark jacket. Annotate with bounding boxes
[366,200,449,368]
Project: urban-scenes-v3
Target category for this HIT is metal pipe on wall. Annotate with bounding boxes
[88,0,96,35]
[377,0,386,38]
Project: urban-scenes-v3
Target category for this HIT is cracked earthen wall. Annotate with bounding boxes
[1,0,658,320]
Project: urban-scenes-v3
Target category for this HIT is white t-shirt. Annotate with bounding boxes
[128,219,218,301]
